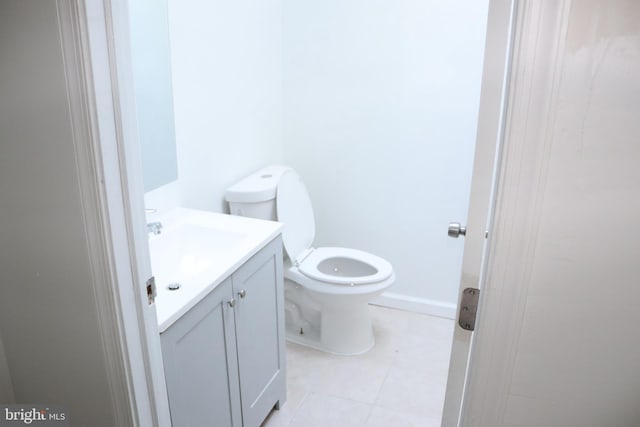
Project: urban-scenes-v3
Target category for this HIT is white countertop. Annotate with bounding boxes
[149,208,282,332]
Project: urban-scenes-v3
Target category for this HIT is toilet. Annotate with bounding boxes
[225,166,395,355]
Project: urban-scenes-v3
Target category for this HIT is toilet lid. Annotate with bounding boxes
[276,170,315,262]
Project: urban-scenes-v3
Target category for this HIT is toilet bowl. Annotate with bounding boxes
[226,166,394,355]
[284,250,395,354]
[297,247,394,291]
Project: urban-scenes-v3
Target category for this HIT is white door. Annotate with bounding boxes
[441,0,516,425]
[444,0,640,425]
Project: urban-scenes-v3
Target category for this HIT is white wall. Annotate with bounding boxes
[282,0,489,310]
[0,2,115,424]
[167,0,284,213]
[464,1,640,424]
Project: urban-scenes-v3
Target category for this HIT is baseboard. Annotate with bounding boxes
[371,292,457,320]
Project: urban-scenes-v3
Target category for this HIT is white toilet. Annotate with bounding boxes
[225,166,395,355]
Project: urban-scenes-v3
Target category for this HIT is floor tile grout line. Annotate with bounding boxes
[361,399,376,426]
[283,390,310,427]
[371,343,399,407]
[380,365,397,401]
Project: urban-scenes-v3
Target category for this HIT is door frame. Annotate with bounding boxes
[74,0,561,425]
[68,0,172,425]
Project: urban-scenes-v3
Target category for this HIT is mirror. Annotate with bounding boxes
[129,0,178,192]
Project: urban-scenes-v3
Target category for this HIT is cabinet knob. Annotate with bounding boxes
[227,298,236,308]
[238,289,247,299]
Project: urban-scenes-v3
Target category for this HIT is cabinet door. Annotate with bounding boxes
[160,278,242,427]
[232,237,286,427]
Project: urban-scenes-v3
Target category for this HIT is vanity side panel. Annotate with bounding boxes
[160,278,242,427]
[232,236,286,426]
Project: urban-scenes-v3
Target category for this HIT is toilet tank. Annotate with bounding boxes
[225,165,291,220]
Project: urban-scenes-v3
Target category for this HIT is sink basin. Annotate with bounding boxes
[150,223,247,285]
[148,207,282,331]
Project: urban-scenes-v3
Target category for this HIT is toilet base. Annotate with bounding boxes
[320,302,375,355]
[284,320,375,356]
[283,284,377,355]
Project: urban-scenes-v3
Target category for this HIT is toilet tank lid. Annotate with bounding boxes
[225,165,292,203]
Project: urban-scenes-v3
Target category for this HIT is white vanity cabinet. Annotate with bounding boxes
[160,236,286,427]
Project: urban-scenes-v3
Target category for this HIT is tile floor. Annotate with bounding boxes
[262,305,454,427]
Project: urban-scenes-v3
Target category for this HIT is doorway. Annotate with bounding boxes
[110,0,513,425]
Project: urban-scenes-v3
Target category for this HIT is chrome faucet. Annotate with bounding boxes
[147,221,163,235]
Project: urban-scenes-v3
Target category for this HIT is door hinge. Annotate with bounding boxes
[459,288,480,331]
[146,276,157,305]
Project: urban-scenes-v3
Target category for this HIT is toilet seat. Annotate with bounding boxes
[277,169,394,292]
[298,247,393,285]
